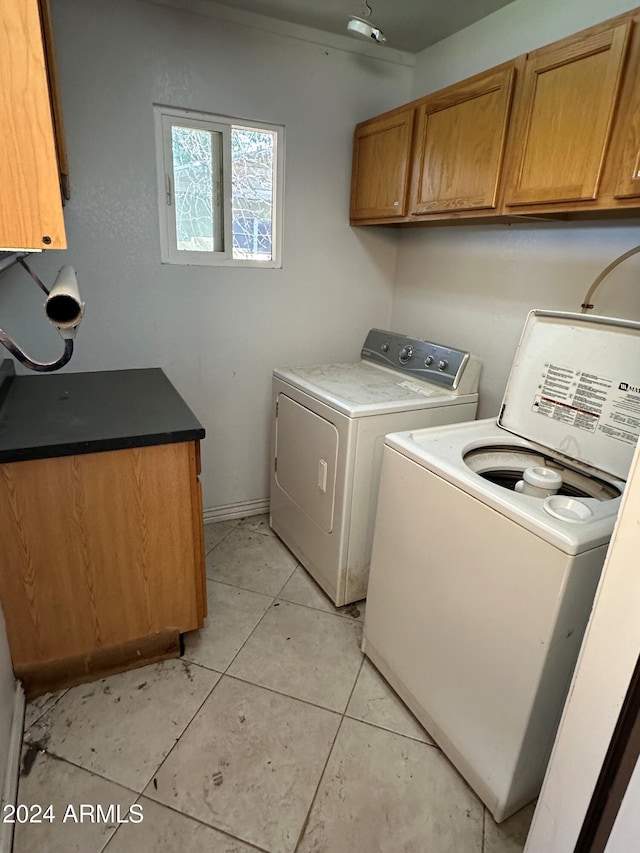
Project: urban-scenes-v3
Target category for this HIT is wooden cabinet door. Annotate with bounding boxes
[350,107,415,221]
[410,64,516,216]
[0,0,66,250]
[504,21,631,208]
[609,17,640,200]
[0,443,202,669]
[613,113,640,199]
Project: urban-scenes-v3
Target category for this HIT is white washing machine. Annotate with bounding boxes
[363,310,640,823]
[270,328,481,605]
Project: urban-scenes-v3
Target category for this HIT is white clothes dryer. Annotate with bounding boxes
[363,310,640,823]
[270,328,481,605]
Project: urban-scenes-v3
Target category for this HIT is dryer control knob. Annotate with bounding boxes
[424,355,434,366]
[399,345,414,363]
[381,343,390,352]
[438,359,448,371]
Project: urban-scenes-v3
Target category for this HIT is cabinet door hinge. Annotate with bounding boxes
[165,174,173,206]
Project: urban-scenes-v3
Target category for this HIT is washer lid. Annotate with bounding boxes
[498,310,640,481]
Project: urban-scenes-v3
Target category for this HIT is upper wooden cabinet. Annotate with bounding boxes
[350,7,640,225]
[350,107,415,221]
[410,63,516,217]
[0,0,66,250]
[502,20,631,210]
[606,12,640,201]
[613,97,640,200]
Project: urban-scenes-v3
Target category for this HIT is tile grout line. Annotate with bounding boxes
[273,594,364,622]
[96,790,141,853]
[99,790,271,853]
[293,657,365,852]
[23,679,268,853]
[203,530,370,852]
[203,514,264,559]
[203,532,237,559]
[21,662,225,803]
[136,666,226,796]
[206,517,364,619]
[214,595,364,714]
[29,520,350,852]
[290,714,345,853]
[23,688,70,732]
[221,672,345,718]
[23,678,439,806]
[205,519,364,620]
[204,571,365,622]
[16,749,141,853]
[18,750,142,799]
[203,574,279,598]
[210,548,300,677]
[199,526,294,679]
[219,594,277,675]
[341,711,440,747]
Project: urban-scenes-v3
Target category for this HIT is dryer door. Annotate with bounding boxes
[274,393,338,533]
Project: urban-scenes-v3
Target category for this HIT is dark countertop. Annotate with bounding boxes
[0,361,205,464]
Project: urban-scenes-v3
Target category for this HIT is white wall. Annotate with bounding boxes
[0,605,15,799]
[410,0,640,97]
[393,0,640,420]
[0,0,411,512]
[393,224,640,418]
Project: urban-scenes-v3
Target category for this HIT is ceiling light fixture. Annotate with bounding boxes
[347,0,387,44]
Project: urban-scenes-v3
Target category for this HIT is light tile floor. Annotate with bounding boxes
[14,515,535,853]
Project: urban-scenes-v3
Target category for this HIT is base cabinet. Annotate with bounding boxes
[0,441,205,695]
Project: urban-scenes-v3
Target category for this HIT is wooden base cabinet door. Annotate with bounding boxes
[0,442,203,673]
[503,20,631,210]
[410,63,516,217]
[350,107,415,222]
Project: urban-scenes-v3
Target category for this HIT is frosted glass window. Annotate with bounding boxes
[155,107,283,268]
[231,127,276,262]
[171,126,221,253]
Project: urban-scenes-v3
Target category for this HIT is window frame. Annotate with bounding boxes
[154,105,284,269]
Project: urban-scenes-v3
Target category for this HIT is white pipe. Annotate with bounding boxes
[45,265,84,339]
[580,245,640,314]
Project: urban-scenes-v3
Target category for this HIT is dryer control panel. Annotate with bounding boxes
[361,329,471,390]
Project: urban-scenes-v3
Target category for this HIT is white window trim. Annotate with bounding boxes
[153,105,284,269]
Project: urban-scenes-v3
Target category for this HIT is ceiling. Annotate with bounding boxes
[211,0,518,54]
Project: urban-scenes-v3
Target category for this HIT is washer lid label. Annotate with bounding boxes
[499,311,640,480]
[532,364,611,433]
[530,363,640,446]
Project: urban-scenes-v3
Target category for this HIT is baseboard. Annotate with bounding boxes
[203,497,270,524]
[0,682,25,853]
